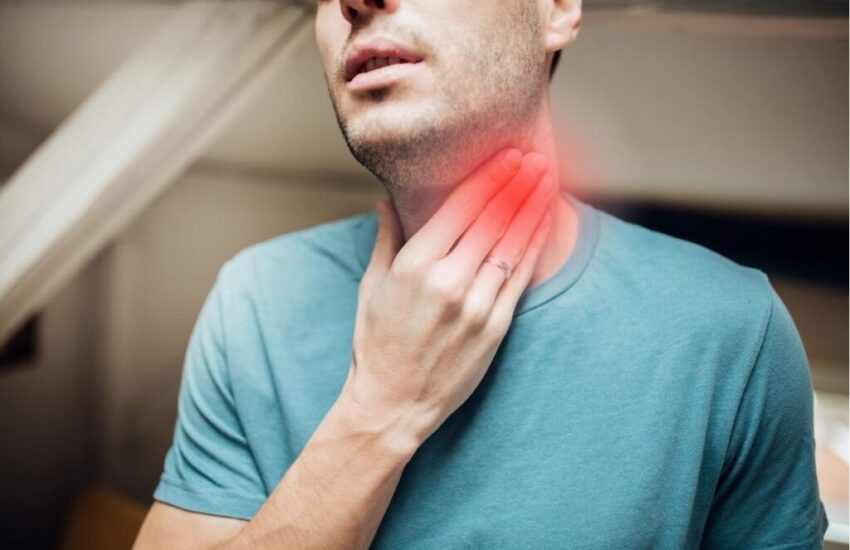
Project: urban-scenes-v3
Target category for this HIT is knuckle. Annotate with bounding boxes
[389,260,411,280]
[425,270,465,305]
[461,297,489,328]
[391,252,424,279]
[359,268,377,288]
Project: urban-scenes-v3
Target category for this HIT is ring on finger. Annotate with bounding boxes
[483,254,512,280]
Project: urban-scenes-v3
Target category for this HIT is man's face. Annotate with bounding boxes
[314,0,548,191]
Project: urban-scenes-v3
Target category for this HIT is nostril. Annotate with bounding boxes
[342,0,389,23]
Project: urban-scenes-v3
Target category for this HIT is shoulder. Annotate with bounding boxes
[591,207,775,346]
[595,208,769,295]
[217,212,374,291]
[234,212,373,272]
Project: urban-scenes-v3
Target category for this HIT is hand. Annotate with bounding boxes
[342,148,556,444]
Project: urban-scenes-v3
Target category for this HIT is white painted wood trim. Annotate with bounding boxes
[0,1,313,345]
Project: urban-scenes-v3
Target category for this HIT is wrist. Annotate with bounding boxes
[334,383,432,462]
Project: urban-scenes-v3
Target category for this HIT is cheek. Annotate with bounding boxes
[314,13,348,78]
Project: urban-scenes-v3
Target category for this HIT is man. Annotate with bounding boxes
[134,0,829,548]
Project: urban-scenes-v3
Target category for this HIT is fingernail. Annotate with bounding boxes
[501,148,522,172]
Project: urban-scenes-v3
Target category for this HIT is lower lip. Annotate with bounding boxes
[347,62,422,93]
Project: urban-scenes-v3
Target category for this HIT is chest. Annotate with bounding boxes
[242,308,732,549]
[368,380,707,550]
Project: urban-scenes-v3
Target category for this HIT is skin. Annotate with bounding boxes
[133,1,582,548]
[323,0,545,203]
[317,0,582,287]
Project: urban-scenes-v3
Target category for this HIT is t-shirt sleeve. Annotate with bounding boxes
[700,281,829,549]
[153,259,267,519]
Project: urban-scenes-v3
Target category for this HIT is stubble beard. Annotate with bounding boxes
[327,4,547,203]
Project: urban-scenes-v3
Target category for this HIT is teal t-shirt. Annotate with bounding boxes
[154,193,828,549]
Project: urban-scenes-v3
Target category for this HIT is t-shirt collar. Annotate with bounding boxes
[355,191,600,316]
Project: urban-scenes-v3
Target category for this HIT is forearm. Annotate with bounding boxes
[219,387,427,550]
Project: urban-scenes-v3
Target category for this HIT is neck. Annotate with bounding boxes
[384,97,579,290]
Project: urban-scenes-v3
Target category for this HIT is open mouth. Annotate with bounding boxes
[356,56,415,77]
[344,41,424,83]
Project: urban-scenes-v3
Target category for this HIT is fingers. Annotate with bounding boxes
[464,174,557,309]
[442,152,547,279]
[489,207,554,324]
[404,148,522,261]
[467,260,514,319]
[486,175,557,277]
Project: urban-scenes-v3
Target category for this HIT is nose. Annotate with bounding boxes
[339,0,399,24]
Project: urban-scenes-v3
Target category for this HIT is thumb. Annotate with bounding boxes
[366,199,403,279]
[354,200,401,351]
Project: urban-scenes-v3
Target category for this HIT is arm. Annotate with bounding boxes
[700,282,829,549]
[134,388,424,550]
[134,149,556,549]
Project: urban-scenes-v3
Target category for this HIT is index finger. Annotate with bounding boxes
[405,147,522,259]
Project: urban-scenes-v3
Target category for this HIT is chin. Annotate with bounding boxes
[344,101,442,149]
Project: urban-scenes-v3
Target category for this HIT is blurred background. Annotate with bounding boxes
[0,1,846,548]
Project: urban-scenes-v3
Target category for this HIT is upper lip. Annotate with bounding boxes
[344,37,423,82]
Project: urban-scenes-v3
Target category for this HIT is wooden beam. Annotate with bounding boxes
[0,1,313,345]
